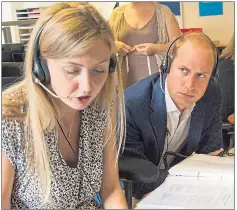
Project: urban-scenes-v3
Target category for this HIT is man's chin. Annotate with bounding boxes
[175,100,196,111]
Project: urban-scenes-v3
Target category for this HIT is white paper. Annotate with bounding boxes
[137,154,234,209]
[168,154,234,181]
[137,178,234,209]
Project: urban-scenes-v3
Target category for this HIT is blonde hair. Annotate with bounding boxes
[220,34,234,60]
[2,2,125,204]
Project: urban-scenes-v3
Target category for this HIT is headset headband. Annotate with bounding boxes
[160,32,219,79]
[32,15,117,84]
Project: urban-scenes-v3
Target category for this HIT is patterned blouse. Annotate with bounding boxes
[2,102,107,209]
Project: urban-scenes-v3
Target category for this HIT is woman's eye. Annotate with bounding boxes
[64,70,79,75]
[93,69,105,73]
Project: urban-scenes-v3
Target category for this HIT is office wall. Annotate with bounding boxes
[3,2,235,45]
[2,2,21,43]
[2,2,58,43]
[119,2,234,45]
[182,2,234,45]
[90,2,116,20]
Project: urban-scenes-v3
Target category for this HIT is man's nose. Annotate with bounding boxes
[185,75,196,90]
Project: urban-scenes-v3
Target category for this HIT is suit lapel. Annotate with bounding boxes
[149,74,167,164]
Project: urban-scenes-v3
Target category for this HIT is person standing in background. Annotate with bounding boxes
[217,34,235,125]
[109,2,181,88]
[217,34,235,150]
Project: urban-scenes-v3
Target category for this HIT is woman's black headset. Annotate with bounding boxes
[160,32,219,80]
[32,17,117,85]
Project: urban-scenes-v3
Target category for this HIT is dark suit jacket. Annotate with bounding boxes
[217,59,234,122]
[122,72,223,198]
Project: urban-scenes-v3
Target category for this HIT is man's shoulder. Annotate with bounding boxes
[218,59,234,78]
[218,59,234,69]
[125,73,160,104]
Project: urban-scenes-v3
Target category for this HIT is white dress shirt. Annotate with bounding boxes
[159,79,195,169]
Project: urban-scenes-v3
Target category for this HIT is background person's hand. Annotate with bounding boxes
[134,43,157,56]
[142,193,150,198]
[208,148,224,156]
[115,41,134,56]
[192,148,224,156]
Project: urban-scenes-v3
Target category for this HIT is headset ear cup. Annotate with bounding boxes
[212,54,219,80]
[160,61,167,74]
[33,56,46,83]
[160,55,172,74]
[40,58,50,83]
[109,55,116,73]
[211,65,219,81]
[166,56,172,74]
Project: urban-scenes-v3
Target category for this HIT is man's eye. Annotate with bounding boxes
[180,68,189,73]
[196,73,206,78]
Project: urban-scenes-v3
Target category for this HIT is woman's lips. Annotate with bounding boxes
[76,96,91,104]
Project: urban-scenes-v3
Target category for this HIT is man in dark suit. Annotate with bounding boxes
[122,32,224,200]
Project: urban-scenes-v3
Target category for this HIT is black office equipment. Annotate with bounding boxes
[2,43,25,62]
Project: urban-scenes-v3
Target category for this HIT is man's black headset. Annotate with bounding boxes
[160,32,219,80]
[32,17,117,85]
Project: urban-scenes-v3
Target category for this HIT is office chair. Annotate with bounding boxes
[2,76,23,91]
[222,122,234,150]
[2,62,23,77]
[118,157,168,209]
[2,43,24,90]
[2,62,24,91]
[2,43,25,62]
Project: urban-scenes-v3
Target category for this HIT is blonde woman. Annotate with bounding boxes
[217,34,235,124]
[2,2,127,209]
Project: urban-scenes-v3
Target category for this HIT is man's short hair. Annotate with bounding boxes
[170,32,217,69]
